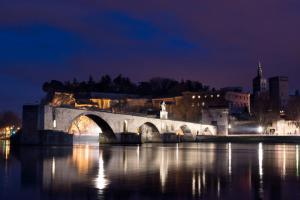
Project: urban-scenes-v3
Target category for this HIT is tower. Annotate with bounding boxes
[252,62,268,97]
[269,76,289,111]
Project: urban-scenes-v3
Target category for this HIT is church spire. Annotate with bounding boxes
[257,61,263,78]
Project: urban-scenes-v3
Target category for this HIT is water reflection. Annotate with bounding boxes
[258,143,264,199]
[228,143,232,176]
[296,145,299,177]
[94,150,109,193]
[1,142,300,199]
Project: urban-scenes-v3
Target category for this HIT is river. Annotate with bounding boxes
[0,141,300,199]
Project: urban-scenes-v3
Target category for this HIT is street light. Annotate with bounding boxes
[258,126,263,134]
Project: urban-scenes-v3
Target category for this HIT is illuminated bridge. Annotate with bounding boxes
[21,105,218,144]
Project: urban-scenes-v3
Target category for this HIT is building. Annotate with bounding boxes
[252,62,268,97]
[269,76,289,112]
[266,120,299,135]
[183,89,250,116]
[202,108,229,135]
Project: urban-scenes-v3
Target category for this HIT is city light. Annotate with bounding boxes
[53,119,57,128]
[258,126,263,134]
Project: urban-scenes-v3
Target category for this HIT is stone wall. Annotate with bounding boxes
[202,108,229,135]
[267,120,300,135]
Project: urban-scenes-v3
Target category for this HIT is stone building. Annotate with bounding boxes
[252,62,268,98]
[202,107,229,135]
[182,89,250,116]
[269,76,289,112]
[266,120,299,135]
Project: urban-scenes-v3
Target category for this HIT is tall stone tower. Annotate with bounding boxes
[252,62,268,97]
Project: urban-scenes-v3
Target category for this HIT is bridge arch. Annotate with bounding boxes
[138,122,161,143]
[179,125,192,135]
[203,126,213,135]
[68,114,116,143]
[177,124,195,142]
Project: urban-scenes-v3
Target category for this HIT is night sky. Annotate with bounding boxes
[1,0,300,113]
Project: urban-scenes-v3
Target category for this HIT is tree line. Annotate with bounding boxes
[0,111,21,129]
[43,74,210,97]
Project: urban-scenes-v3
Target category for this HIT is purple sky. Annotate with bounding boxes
[1,0,300,113]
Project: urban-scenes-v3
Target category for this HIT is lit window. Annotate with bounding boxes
[198,95,201,99]
[192,95,195,99]
[53,119,57,128]
[211,95,214,98]
[202,102,205,106]
[217,94,220,98]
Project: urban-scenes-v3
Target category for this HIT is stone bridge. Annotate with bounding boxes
[38,105,217,143]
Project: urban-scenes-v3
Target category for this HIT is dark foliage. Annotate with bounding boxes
[42,74,209,97]
[0,111,21,128]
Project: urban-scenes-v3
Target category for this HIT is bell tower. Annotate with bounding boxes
[253,62,268,97]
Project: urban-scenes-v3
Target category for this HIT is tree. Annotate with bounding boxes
[99,75,112,92]
[252,92,279,125]
[0,111,21,129]
[42,80,64,93]
[41,74,208,98]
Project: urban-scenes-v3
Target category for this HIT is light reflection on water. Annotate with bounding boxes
[1,142,300,199]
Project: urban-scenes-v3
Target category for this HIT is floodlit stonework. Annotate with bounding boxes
[22,104,222,144]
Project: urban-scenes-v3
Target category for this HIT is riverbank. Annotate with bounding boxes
[196,135,300,143]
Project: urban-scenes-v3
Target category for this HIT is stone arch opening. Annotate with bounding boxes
[178,125,195,142]
[69,114,116,143]
[138,122,161,143]
[179,125,192,135]
[203,127,213,135]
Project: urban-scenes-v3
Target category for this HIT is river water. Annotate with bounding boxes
[0,141,300,199]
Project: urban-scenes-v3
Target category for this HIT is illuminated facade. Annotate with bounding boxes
[183,90,250,115]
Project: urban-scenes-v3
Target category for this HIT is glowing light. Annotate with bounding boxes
[258,126,263,134]
[202,170,206,188]
[192,95,195,99]
[94,151,109,192]
[228,143,232,175]
[160,150,168,192]
[217,178,220,198]
[137,146,140,167]
[4,142,10,160]
[53,119,57,128]
[198,174,201,195]
[258,143,263,177]
[192,172,196,197]
[228,124,232,129]
[282,145,286,178]
[258,143,264,198]
[52,157,55,177]
[296,145,299,177]
[176,143,179,164]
